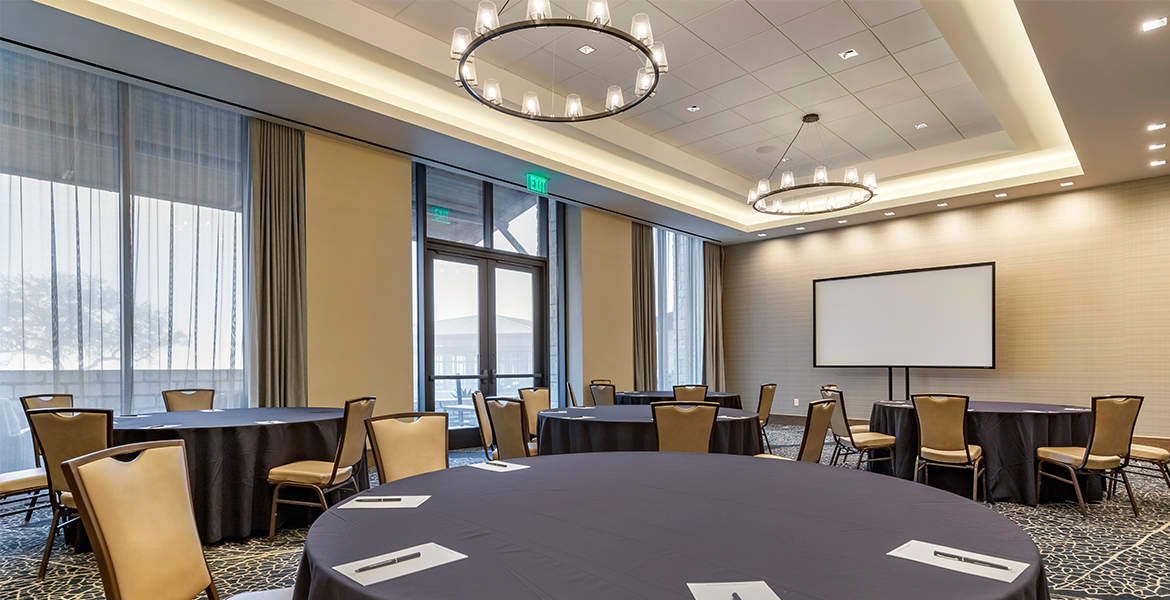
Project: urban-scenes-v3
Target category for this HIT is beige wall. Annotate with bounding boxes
[573,207,635,393]
[724,175,1170,437]
[304,132,413,415]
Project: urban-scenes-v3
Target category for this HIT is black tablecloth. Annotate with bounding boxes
[615,390,743,409]
[536,405,760,455]
[870,400,1099,505]
[112,407,368,543]
[292,452,1047,600]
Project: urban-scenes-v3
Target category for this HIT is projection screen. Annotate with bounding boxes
[814,263,995,368]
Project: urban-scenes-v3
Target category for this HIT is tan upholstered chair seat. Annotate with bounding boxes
[527,441,539,456]
[1129,444,1170,462]
[921,445,982,464]
[1037,447,1121,470]
[850,424,870,434]
[60,492,76,509]
[268,461,352,486]
[754,454,792,460]
[0,467,46,494]
[847,431,896,450]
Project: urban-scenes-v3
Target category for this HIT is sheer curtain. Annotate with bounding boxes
[653,227,704,388]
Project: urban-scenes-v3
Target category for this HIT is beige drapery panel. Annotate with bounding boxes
[703,242,726,391]
[632,222,658,391]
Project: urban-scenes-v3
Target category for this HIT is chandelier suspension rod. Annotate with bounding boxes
[767,120,807,182]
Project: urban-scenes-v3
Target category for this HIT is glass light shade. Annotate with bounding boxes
[459,61,478,87]
[483,78,502,105]
[630,13,653,45]
[451,27,472,59]
[565,94,584,118]
[747,189,758,205]
[780,171,795,189]
[527,0,550,20]
[799,199,809,214]
[844,167,859,184]
[863,171,877,190]
[522,91,541,116]
[826,196,837,210]
[475,2,500,35]
[586,0,611,26]
[648,42,668,73]
[813,166,828,184]
[756,179,770,195]
[634,67,654,96]
[605,85,624,110]
[850,189,862,204]
[771,197,783,212]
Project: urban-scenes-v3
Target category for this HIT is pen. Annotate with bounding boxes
[485,461,509,468]
[355,497,402,503]
[354,551,422,573]
[933,550,1011,571]
[731,593,743,600]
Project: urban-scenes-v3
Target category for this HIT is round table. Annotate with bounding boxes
[291,453,1047,600]
[113,407,367,543]
[615,390,743,409]
[536,405,761,455]
[870,400,1098,505]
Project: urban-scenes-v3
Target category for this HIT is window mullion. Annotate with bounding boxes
[118,82,134,415]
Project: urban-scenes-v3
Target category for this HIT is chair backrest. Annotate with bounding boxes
[472,391,494,451]
[651,401,719,453]
[821,387,852,441]
[162,389,214,412]
[366,413,448,485]
[20,394,74,466]
[519,387,551,437]
[590,384,616,406]
[1086,395,1144,462]
[797,399,836,463]
[330,397,376,485]
[486,399,531,460]
[590,379,612,385]
[62,440,215,600]
[757,384,777,424]
[673,385,708,403]
[26,408,113,508]
[912,394,972,462]
[566,382,580,408]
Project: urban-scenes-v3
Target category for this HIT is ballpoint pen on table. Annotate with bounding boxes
[354,551,422,573]
[933,550,1010,571]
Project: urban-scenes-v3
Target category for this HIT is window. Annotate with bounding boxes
[654,227,704,388]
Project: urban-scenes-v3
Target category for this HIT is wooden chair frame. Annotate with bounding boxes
[911,394,991,503]
[823,388,895,471]
[485,398,534,459]
[566,382,580,408]
[1119,451,1170,494]
[756,383,777,454]
[365,412,449,485]
[795,399,835,463]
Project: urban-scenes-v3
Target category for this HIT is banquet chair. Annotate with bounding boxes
[912,394,989,503]
[756,398,835,463]
[1036,395,1143,518]
[755,384,777,453]
[1119,443,1170,496]
[20,394,74,465]
[519,387,551,437]
[472,391,497,460]
[485,398,537,459]
[566,382,581,408]
[822,388,895,471]
[590,379,612,385]
[590,383,616,406]
[0,466,49,521]
[162,389,215,412]
[366,413,448,485]
[673,385,708,403]
[651,401,719,453]
[62,440,291,600]
[267,396,375,541]
[820,385,868,435]
[25,407,113,580]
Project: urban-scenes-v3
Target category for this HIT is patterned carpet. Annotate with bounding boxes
[1,427,1167,599]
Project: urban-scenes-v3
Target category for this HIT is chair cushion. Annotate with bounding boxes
[230,588,294,600]
[754,454,792,461]
[0,468,47,495]
[921,445,982,464]
[850,424,870,434]
[1037,447,1121,470]
[268,461,351,486]
[60,491,76,509]
[849,431,896,450]
[1128,444,1170,462]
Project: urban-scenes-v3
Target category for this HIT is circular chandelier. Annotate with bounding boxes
[451,0,667,122]
[748,114,878,216]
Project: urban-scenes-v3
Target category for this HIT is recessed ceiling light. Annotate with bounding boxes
[914,123,928,130]
[1143,17,1167,31]
[838,219,848,224]
[1060,182,1074,187]
[577,44,596,55]
[686,105,701,112]
[937,203,948,207]
[1154,160,1167,166]
[884,212,895,216]
[1151,143,1166,150]
[795,227,806,231]
[780,157,791,162]
[1150,123,1167,131]
[839,48,859,60]
[995,193,1008,198]
[757,233,767,237]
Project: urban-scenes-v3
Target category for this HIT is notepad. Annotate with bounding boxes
[340,495,430,509]
[687,581,781,600]
[199,409,224,413]
[1064,407,1088,411]
[467,461,530,473]
[718,415,750,420]
[254,420,286,425]
[542,411,568,414]
[144,424,182,429]
[888,540,1029,583]
[570,415,595,420]
[333,542,466,586]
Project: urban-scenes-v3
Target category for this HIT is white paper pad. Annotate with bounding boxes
[467,461,530,473]
[570,415,595,420]
[254,420,286,425]
[200,409,224,413]
[542,411,567,414]
[143,424,182,429]
[119,415,148,418]
[333,542,466,586]
[1064,407,1088,411]
[687,581,781,600]
[887,540,1029,583]
[718,415,750,420]
[340,495,430,509]
[1023,410,1051,413]
[577,406,596,409]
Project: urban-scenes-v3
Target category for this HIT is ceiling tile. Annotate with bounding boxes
[650,0,732,24]
[791,126,855,159]
[858,138,915,160]
[722,29,802,73]
[716,124,773,148]
[778,76,850,109]
[854,76,924,110]
[679,136,736,158]
[752,140,812,164]
[355,1,414,20]
[905,125,962,150]
[912,61,972,95]
[684,1,775,49]
[822,111,901,147]
[758,113,806,137]
[845,0,922,27]
[750,0,835,28]
[609,1,680,38]
[643,79,700,109]
[940,98,996,126]
[560,71,613,106]
[671,52,747,90]
[804,94,870,122]
[955,118,1003,139]
[831,55,906,93]
[806,30,890,74]
[886,116,945,139]
[586,55,647,91]
[705,75,773,108]
[551,31,631,69]
[820,149,869,169]
[654,26,716,69]
[778,1,868,51]
[892,38,957,75]
[655,92,726,121]
[475,34,540,69]
[872,95,943,129]
[691,109,752,135]
[732,94,799,122]
[928,82,983,111]
[623,108,687,136]
[653,123,711,146]
[871,9,941,54]
[753,54,829,93]
[507,49,570,89]
[395,1,476,43]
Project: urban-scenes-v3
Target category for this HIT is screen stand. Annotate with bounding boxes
[887,367,894,402]
[905,368,911,401]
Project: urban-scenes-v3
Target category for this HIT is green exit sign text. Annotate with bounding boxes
[526,173,548,195]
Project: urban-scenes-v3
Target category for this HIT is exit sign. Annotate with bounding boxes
[526,173,548,195]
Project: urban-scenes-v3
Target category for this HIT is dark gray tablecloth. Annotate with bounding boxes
[536,405,761,455]
[870,400,1099,505]
[615,390,743,409]
[113,407,367,543]
[292,452,1048,600]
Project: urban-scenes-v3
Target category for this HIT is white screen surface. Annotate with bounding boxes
[814,264,994,367]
